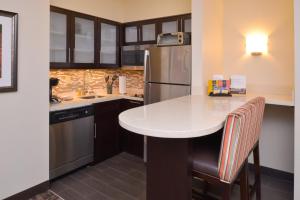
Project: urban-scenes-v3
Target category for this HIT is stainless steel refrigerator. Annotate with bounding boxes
[143,45,192,162]
[144,45,192,105]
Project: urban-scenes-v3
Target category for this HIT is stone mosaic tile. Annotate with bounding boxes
[50,69,144,96]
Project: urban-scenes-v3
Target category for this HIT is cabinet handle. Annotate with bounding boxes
[181,18,183,32]
[129,100,142,105]
[139,27,142,42]
[94,123,97,138]
[68,48,71,62]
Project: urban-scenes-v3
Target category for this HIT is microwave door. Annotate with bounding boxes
[146,46,191,85]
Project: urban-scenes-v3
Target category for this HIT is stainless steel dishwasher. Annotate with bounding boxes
[50,106,94,180]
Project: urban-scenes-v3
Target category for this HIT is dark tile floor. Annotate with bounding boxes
[29,190,61,200]
[31,153,293,200]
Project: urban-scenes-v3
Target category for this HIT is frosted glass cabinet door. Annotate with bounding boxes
[142,24,156,42]
[100,23,117,64]
[125,26,138,43]
[74,17,95,63]
[162,21,178,34]
[50,11,68,63]
[184,19,191,32]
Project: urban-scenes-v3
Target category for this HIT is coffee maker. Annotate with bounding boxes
[50,78,60,103]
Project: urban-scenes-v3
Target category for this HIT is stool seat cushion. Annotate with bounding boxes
[192,131,222,177]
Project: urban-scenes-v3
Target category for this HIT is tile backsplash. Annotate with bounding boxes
[50,69,144,96]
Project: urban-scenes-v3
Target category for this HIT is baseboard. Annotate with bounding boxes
[249,164,294,182]
[4,181,49,200]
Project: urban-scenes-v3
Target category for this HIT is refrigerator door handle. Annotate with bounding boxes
[144,50,150,105]
[144,50,150,82]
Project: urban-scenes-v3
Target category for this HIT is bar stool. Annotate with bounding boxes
[192,97,265,200]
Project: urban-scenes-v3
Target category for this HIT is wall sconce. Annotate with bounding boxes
[246,33,268,56]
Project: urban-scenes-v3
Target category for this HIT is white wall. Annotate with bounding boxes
[191,0,204,95]
[294,0,300,198]
[220,0,295,174]
[191,0,224,95]
[51,0,191,23]
[223,0,294,96]
[259,106,294,173]
[50,0,124,22]
[122,0,191,22]
[192,0,295,173]
[0,0,49,199]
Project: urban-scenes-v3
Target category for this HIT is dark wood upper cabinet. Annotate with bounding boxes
[50,6,120,69]
[71,12,97,67]
[50,6,97,69]
[124,24,140,45]
[50,7,71,67]
[159,17,180,34]
[123,14,191,46]
[97,19,120,67]
[50,6,190,68]
[140,22,158,44]
[158,14,191,34]
[182,14,191,33]
[123,20,158,45]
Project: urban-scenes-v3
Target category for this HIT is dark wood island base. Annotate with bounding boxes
[147,137,193,200]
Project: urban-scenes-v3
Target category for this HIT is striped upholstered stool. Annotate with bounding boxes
[192,97,265,200]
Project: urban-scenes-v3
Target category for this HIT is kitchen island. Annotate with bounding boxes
[119,95,250,200]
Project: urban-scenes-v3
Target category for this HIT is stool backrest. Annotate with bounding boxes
[218,97,265,183]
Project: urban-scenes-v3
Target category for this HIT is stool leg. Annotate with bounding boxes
[222,184,231,200]
[254,143,261,200]
[240,160,249,200]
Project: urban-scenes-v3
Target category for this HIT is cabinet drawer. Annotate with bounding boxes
[94,100,120,114]
[121,99,143,111]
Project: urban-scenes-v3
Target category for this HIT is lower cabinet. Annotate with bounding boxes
[94,100,121,163]
[93,99,144,164]
[120,99,144,158]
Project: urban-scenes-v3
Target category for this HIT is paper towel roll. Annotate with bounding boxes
[119,76,126,94]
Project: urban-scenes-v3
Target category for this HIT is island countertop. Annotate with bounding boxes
[119,95,251,138]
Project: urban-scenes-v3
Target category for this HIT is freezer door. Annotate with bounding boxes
[144,83,191,105]
[145,46,191,85]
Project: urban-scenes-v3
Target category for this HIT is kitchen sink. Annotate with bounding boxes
[79,95,105,99]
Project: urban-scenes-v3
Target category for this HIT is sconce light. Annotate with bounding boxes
[246,33,268,56]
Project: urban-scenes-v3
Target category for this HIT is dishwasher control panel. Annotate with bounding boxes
[50,106,94,124]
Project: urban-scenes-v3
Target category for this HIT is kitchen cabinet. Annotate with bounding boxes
[98,19,120,67]
[94,100,121,163]
[125,25,139,44]
[93,99,144,163]
[50,6,96,68]
[73,14,96,65]
[182,14,191,33]
[159,14,191,34]
[72,13,96,66]
[50,7,70,67]
[50,6,190,67]
[141,23,157,44]
[124,21,158,45]
[123,14,191,45]
[160,18,179,34]
[50,6,120,69]
[120,99,144,158]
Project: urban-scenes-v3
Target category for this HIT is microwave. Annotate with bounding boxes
[121,45,154,69]
[157,32,191,46]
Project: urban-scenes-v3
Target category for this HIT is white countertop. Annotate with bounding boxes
[119,95,251,139]
[245,93,294,107]
[50,94,143,112]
